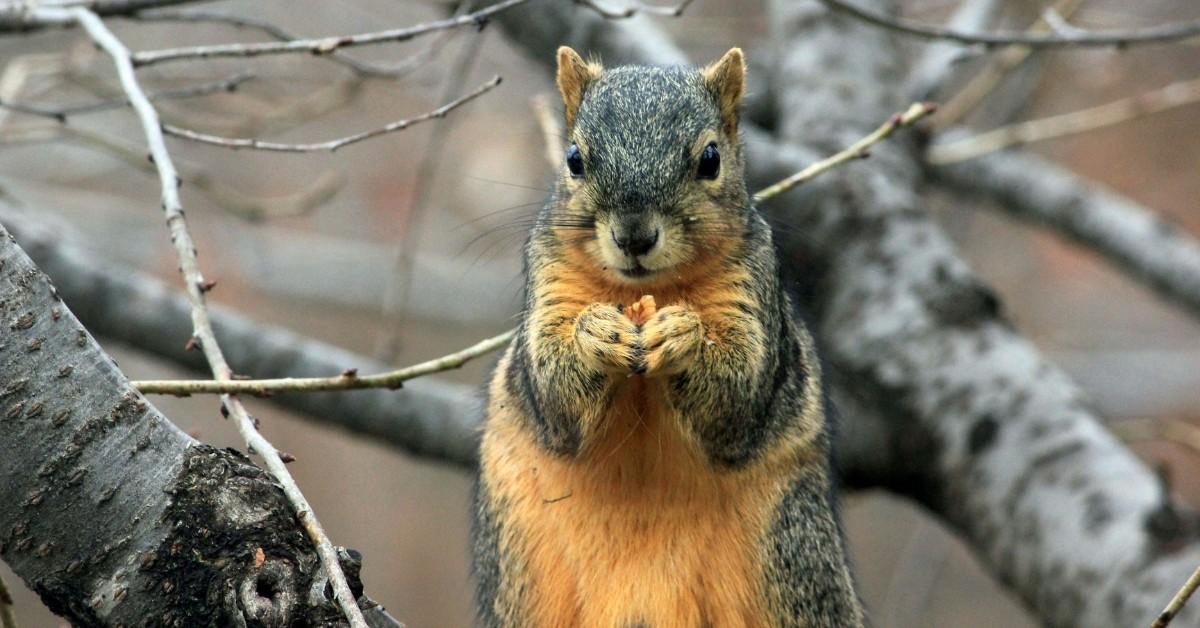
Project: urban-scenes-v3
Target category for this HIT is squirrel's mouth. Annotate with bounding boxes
[616,263,654,279]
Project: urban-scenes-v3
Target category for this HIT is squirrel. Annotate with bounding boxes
[472,46,866,628]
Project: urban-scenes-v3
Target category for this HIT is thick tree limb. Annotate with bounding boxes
[929,147,1200,322]
[30,6,369,626]
[766,2,1200,626]
[0,222,401,627]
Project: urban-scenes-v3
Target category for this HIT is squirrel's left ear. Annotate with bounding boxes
[702,47,745,136]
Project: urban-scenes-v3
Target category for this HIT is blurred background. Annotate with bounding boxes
[1,0,1198,626]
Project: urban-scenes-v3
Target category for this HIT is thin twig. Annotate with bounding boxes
[931,0,1085,130]
[134,330,516,395]
[162,75,501,152]
[130,103,938,397]
[929,76,1200,163]
[29,7,369,628]
[0,72,254,121]
[132,9,446,79]
[0,571,17,628]
[753,101,937,202]
[1152,563,1200,628]
[817,0,1200,48]
[131,0,530,67]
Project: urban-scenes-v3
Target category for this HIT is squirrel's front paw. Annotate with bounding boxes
[640,305,703,376]
[574,303,643,374]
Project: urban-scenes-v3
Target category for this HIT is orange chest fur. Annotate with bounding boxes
[482,380,789,628]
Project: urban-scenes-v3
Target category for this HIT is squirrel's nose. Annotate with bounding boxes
[612,228,659,257]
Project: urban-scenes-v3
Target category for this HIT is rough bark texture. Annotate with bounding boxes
[0,221,394,626]
[930,146,1200,321]
[764,2,1200,626]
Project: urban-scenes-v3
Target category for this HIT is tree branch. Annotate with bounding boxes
[766,2,1200,626]
[928,146,1200,322]
[131,0,531,67]
[0,0,209,31]
[928,77,1200,163]
[0,205,484,468]
[0,221,399,627]
[162,75,501,152]
[29,6,368,626]
[816,0,1200,48]
[0,72,254,122]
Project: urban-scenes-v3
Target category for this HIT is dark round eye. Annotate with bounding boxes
[566,143,584,178]
[697,142,720,180]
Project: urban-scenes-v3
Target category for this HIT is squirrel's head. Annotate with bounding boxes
[550,46,749,285]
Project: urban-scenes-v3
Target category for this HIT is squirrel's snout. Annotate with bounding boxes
[611,227,659,257]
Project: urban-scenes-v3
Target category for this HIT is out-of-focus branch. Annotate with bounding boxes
[532,93,563,166]
[131,0,531,67]
[0,0,208,31]
[928,76,1200,163]
[0,72,254,121]
[571,0,695,19]
[928,146,1200,321]
[133,330,514,395]
[0,123,344,221]
[905,0,1002,100]
[162,75,501,152]
[29,6,368,627]
[817,0,1200,48]
[0,205,484,467]
[752,101,937,202]
[131,9,443,79]
[929,0,1084,130]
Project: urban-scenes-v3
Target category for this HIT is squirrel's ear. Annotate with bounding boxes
[702,47,745,136]
[557,46,602,130]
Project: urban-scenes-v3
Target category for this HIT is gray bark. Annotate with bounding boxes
[0,220,399,626]
[765,1,1200,626]
[930,146,1200,322]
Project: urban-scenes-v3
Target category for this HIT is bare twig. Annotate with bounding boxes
[905,0,1003,100]
[0,72,254,121]
[162,75,501,152]
[1152,564,1200,628]
[127,104,936,396]
[0,571,17,628]
[929,76,1200,163]
[29,7,369,628]
[930,0,1085,130]
[131,0,531,67]
[132,9,448,79]
[753,101,937,202]
[817,0,1200,48]
[134,330,515,395]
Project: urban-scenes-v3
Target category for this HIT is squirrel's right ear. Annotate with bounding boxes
[557,46,602,130]
[702,48,745,136]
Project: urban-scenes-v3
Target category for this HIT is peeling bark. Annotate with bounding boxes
[0,221,397,626]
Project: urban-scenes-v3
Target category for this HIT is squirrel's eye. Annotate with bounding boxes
[566,144,584,178]
[697,142,720,180]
